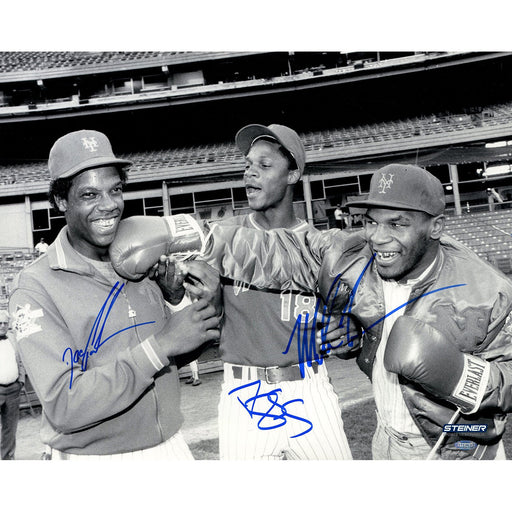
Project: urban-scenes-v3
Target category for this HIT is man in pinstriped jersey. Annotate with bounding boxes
[216,124,355,460]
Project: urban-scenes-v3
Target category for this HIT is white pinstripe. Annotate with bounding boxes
[373,261,436,439]
[219,363,352,460]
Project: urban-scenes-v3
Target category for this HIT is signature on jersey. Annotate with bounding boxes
[62,282,155,390]
[228,379,313,438]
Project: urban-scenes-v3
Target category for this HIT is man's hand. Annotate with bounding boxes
[316,312,360,358]
[154,298,221,357]
[180,260,222,317]
[148,255,186,305]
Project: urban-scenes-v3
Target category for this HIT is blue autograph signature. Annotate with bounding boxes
[283,253,467,377]
[229,380,313,438]
[62,282,155,389]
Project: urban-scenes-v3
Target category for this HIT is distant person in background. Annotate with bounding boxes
[185,359,201,386]
[351,213,364,227]
[487,188,504,211]
[0,310,25,460]
[341,207,352,229]
[35,238,48,255]
[334,204,343,229]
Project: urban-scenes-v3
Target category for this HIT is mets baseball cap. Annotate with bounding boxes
[48,129,132,180]
[346,163,445,216]
[235,124,306,175]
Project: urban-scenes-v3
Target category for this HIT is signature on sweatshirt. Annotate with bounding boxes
[62,282,155,389]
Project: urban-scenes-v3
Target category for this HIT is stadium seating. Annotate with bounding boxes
[444,210,512,274]
[0,52,184,73]
[0,249,38,308]
[2,101,512,187]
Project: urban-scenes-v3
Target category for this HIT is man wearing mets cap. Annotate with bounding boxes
[108,122,360,459]
[198,160,512,459]
[9,129,221,459]
[104,135,512,458]
[347,163,446,281]
[212,123,354,460]
[342,162,512,459]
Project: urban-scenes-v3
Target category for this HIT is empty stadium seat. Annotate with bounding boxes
[0,51,182,73]
[444,211,512,273]
[2,99,512,186]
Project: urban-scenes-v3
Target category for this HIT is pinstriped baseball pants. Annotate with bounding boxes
[219,363,352,460]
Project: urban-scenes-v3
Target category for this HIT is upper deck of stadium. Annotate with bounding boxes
[0,51,261,81]
[0,51,507,122]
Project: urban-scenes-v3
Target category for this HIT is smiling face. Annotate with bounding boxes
[243,139,299,212]
[55,166,124,260]
[364,208,444,281]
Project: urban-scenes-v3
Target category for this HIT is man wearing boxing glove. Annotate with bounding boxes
[129,124,358,460]
[344,164,512,459]
[110,155,512,459]
[214,124,356,460]
[9,130,221,460]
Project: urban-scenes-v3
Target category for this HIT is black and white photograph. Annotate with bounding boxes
[1,2,511,509]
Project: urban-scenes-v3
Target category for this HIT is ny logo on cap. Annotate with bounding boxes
[81,137,99,152]
[378,173,394,194]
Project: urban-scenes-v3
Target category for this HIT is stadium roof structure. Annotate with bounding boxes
[0,51,509,122]
[306,144,512,175]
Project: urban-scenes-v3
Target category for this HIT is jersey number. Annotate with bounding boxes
[280,291,317,323]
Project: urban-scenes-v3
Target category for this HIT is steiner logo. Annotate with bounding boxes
[443,424,487,433]
[455,440,477,451]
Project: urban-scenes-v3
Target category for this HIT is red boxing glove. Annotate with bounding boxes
[109,214,206,280]
[384,316,490,414]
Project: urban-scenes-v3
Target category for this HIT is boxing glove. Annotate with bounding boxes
[317,230,368,317]
[110,214,206,280]
[384,316,490,414]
